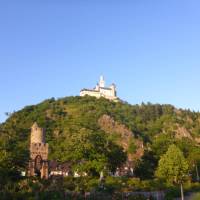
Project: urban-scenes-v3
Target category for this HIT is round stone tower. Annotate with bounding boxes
[31,122,45,144]
[28,122,49,179]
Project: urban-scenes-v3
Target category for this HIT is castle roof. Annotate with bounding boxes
[49,160,72,172]
[99,86,112,90]
[81,86,112,92]
[80,88,99,92]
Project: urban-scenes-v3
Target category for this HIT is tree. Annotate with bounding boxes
[156,144,189,200]
[151,134,174,159]
[134,150,157,180]
[52,128,127,176]
[187,147,200,182]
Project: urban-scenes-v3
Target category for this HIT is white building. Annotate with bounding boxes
[80,76,118,101]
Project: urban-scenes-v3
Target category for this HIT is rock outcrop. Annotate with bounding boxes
[98,114,144,162]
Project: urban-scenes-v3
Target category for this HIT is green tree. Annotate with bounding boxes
[53,128,127,176]
[134,150,157,180]
[187,147,200,182]
[128,138,137,154]
[156,144,189,200]
[151,134,174,159]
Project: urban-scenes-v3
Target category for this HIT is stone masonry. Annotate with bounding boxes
[28,122,49,179]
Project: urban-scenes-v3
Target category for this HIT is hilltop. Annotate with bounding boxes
[1,96,200,177]
[1,95,200,199]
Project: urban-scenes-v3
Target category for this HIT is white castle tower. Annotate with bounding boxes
[99,75,105,87]
[80,76,118,101]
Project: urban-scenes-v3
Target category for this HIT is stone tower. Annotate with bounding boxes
[28,122,49,179]
[110,84,117,97]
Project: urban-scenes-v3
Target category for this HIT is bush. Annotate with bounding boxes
[103,177,122,193]
[191,193,200,200]
[127,178,141,191]
[128,194,147,200]
[164,187,180,200]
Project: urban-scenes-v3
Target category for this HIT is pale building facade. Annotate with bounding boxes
[80,76,118,101]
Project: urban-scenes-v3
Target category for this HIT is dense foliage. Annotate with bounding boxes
[156,145,189,200]
[53,127,127,175]
[156,144,189,184]
[1,96,200,199]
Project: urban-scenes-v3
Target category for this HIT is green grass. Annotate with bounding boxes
[191,193,200,200]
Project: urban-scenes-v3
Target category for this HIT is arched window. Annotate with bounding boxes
[35,155,43,171]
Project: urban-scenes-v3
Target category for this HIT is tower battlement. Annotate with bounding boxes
[31,122,45,144]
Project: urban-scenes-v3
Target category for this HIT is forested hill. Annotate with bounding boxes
[1,96,200,178]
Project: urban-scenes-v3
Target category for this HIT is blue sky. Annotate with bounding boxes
[1,0,200,122]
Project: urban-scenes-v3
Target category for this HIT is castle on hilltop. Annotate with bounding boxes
[80,76,119,101]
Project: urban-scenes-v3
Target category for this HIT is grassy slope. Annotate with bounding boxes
[1,95,200,164]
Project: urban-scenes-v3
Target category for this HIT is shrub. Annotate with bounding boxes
[164,187,180,200]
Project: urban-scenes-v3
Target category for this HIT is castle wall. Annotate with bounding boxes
[30,143,48,160]
[99,88,114,98]
[80,90,101,98]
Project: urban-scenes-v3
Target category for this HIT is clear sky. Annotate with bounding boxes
[1,0,200,123]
